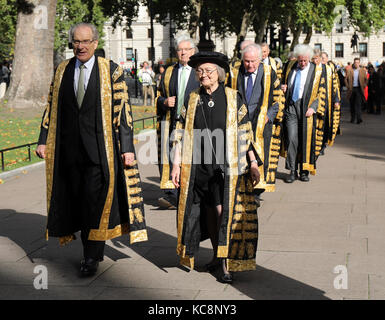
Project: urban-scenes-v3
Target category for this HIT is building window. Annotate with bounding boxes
[126,29,132,39]
[335,43,344,58]
[359,43,367,57]
[148,28,152,38]
[126,48,133,61]
[335,25,343,33]
[383,42,385,56]
[148,47,155,61]
[314,43,322,51]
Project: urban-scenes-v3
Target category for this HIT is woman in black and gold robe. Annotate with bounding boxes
[171,52,262,283]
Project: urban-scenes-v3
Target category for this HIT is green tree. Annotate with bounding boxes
[55,0,107,65]
[0,0,18,61]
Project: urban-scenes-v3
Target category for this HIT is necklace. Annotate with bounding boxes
[208,98,215,108]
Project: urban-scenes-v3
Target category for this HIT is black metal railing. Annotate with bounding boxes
[0,116,157,172]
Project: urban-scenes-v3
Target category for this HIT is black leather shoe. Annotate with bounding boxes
[356,119,363,124]
[219,272,233,284]
[80,258,99,276]
[284,170,298,183]
[299,171,310,182]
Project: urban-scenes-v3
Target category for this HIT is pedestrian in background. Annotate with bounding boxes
[367,65,381,114]
[138,61,155,107]
[345,57,367,124]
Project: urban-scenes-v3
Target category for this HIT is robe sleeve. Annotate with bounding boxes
[38,80,54,145]
[111,63,135,154]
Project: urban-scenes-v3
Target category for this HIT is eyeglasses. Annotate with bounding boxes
[196,68,217,76]
[72,39,95,46]
[176,48,193,52]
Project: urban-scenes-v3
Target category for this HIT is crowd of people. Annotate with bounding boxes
[35,22,383,284]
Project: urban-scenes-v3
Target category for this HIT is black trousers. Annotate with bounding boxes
[350,87,364,122]
[284,101,305,172]
[59,145,106,261]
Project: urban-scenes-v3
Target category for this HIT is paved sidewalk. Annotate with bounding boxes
[0,104,384,300]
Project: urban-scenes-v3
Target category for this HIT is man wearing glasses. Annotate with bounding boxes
[155,35,200,210]
[36,23,147,276]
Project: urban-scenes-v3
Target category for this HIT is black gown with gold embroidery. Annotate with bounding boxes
[174,85,263,272]
[38,57,147,246]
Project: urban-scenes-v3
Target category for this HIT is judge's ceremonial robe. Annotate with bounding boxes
[174,87,263,272]
[229,63,285,192]
[155,63,200,190]
[282,60,327,174]
[323,61,341,148]
[38,56,148,245]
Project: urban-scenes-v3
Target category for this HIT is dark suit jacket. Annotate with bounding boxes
[157,63,200,123]
[237,63,279,124]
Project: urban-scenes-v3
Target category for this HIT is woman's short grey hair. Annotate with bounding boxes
[195,63,226,83]
[241,43,262,60]
[293,44,313,59]
[313,48,321,57]
[175,35,198,53]
[69,23,99,42]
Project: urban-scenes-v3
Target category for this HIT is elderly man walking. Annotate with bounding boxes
[281,44,327,183]
[36,23,147,276]
[155,35,200,209]
[228,43,285,201]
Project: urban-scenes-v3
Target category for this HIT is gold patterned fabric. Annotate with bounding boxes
[40,57,147,245]
[175,87,262,272]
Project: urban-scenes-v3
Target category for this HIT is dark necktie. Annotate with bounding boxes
[245,72,253,104]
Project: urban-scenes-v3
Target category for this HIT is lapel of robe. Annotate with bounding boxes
[79,60,99,112]
[286,61,297,101]
[236,64,246,99]
[64,58,78,111]
[302,63,316,105]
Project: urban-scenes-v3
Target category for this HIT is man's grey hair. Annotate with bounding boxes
[293,44,313,59]
[175,35,198,53]
[260,42,269,49]
[194,63,226,83]
[69,23,99,42]
[240,40,254,51]
[241,43,262,60]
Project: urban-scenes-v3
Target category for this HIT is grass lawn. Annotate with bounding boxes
[0,103,156,174]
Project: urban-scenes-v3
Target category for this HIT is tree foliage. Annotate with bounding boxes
[0,0,18,61]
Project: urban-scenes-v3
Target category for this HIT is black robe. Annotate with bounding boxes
[174,86,263,272]
[38,57,147,245]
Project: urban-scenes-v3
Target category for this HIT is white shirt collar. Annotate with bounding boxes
[179,63,191,70]
[76,55,95,69]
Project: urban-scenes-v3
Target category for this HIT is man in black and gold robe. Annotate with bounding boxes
[281,44,327,183]
[228,43,285,197]
[155,35,200,209]
[36,23,147,276]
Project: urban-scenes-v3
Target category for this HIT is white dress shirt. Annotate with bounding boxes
[290,62,311,100]
[178,63,192,91]
[74,55,95,95]
[244,69,258,91]
[263,57,269,65]
[353,68,360,87]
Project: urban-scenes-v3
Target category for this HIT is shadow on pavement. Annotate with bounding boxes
[0,208,329,300]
